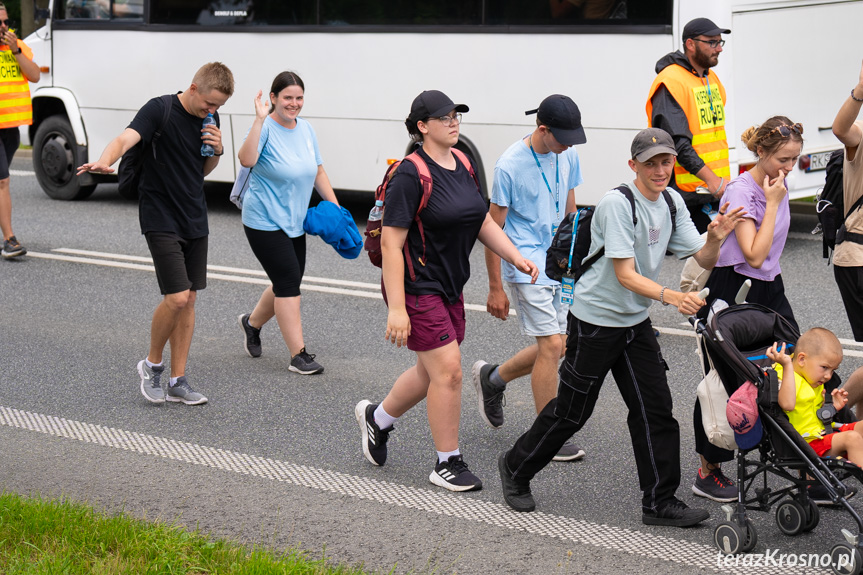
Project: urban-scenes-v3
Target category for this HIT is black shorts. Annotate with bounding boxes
[0,127,20,180]
[835,265,863,341]
[144,232,208,295]
[244,226,306,298]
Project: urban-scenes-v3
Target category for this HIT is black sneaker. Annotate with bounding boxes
[289,348,323,375]
[237,314,261,358]
[498,451,535,512]
[692,467,737,502]
[355,400,391,466]
[472,360,505,428]
[429,455,482,492]
[642,497,709,527]
[809,483,858,506]
[1,236,26,259]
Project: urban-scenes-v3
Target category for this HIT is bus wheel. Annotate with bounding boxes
[33,116,96,201]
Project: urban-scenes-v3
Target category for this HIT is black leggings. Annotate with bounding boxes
[244,226,306,298]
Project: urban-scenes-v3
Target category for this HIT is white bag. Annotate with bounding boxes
[229,165,252,210]
[695,334,738,450]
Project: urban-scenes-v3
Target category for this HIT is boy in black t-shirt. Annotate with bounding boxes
[77,62,234,406]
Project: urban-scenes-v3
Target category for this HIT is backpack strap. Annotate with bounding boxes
[835,194,863,246]
[150,94,173,162]
[402,152,434,282]
[452,148,482,195]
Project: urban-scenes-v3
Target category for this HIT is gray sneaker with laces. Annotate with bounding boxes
[472,360,505,428]
[552,441,586,462]
[166,376,208,405]
[137,360,165,404]
[237,313,262,358]
[289,348,324,375]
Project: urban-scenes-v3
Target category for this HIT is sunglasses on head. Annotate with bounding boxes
[769,123,803,138]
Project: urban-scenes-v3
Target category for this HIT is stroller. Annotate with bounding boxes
[694,299,863,575]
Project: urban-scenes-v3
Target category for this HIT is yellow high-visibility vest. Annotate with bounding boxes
[0,40,33,129]
[646,64,730,192]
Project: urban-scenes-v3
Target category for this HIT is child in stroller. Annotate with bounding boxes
[697,301,863,573]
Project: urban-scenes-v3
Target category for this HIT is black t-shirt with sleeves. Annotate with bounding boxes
[128,94,219,238]
[382,147,487,303]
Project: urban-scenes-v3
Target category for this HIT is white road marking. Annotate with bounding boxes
[0,404,805,575]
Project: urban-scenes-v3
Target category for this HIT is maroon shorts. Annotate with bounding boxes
[383,290,466,352]
[808,422,858,456]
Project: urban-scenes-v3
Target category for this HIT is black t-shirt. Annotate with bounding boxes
[383,147,487,303]
[128,94,220,238]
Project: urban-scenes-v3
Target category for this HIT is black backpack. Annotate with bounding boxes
[816,149,863,260]
[546,184,676,282]
[117,94,173,200]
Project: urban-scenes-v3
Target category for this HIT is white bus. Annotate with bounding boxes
[20,0,863,205]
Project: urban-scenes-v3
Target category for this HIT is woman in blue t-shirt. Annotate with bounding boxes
[236,71,340,375]
[354,90,539,492]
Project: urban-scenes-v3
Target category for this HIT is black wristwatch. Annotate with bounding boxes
[11,48,20,55]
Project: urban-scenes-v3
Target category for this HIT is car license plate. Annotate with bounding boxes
[806,151,833,172]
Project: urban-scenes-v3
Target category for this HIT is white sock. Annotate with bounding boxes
[437,449,460,464]
[373,404,397,430]
[145,358,162,369]
[169,377,179,387]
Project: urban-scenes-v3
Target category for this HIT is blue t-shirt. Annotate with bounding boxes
[242,116,323,237]
[491,137,583,285]
[570,182,703,327]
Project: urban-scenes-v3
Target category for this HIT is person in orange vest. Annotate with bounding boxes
[646,17,731,235]
[0,3,39,259]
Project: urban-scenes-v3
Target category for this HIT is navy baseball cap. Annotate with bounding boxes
[525,95,587,146]
[409,90,469,121]
[683,17,731,40]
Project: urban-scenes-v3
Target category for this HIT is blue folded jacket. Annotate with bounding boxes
[303,200,363,260]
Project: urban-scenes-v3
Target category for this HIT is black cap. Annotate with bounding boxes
[631,128,677,162]
[409,90,469,122]
[525,94,586,146]
[683,17,730,40]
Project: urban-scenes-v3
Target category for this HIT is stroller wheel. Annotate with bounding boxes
[714,522,744,555]
[740,520,758,553]
[803,499,820,532]
[829,543,862,575]
[776,499,806,536]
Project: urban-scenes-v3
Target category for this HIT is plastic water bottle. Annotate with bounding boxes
[200,113,216,157]
[368,200,384,222]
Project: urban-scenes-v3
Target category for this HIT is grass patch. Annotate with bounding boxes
[0,491,371,574]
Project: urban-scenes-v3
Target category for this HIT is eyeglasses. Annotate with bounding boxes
[428,113,462,127]
[0,19,12,27]
[691,38,725,49]
[769,123,804,138]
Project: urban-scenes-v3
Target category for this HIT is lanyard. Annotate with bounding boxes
[529,136,560,216]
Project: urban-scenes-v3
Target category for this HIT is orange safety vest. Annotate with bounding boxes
[646,64,730,192]
[0,40,33,129]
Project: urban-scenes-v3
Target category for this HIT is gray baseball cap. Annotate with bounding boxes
[631,128,677,162]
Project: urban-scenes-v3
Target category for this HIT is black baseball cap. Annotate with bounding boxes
[631,128,677,162]
[682,17,730,40]
[525,94,586,146]
[409,90,469,121]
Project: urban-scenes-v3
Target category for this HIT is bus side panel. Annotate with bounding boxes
[732,1,863,198]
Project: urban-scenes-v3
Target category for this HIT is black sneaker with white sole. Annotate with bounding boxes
[289,348,323,374]
[355,400,392,466]
[642,497,709,527]
[472,360,505,428]
[429,455,482,492]
[1,236,26,259]
[237,314,262,358]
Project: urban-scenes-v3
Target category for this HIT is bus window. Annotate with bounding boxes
[152,1,316,26]
[319,1,481,26]
[61,0,142,20]
[114,0,144,19]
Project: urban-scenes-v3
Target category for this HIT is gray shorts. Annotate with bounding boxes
[507,282,568,337]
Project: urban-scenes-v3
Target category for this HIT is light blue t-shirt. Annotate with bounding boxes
[491,137,583,284]
[570,182,704,327]
[242,116,323,237]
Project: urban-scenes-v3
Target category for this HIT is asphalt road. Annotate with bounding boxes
[1,156,861,575]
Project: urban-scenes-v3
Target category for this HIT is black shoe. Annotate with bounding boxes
[642,497,709,527]
[289,348,324,375]
[472,360,505,428]
[498,451,535,512]
[1,236,26,259]
[809,483,858,506]
[355,400,391,466]
[237,314,262,358]
[429,455,482,492]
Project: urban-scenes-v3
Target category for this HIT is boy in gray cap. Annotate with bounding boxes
[498,127,744,527]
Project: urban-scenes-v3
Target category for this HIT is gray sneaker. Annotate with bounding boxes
[1,236,26,259]
[166,376,208,405]
[137,360,165,404]
[238,313,262,358]
[552,441,586,462]
[472,360,505,428]
[289,348,324,375]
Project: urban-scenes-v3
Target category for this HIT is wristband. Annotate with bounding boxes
[852,88,863,103]
[213,150,224,156]
[660,287,669,306]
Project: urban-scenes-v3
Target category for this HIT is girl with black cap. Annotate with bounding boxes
[355,90,538,491]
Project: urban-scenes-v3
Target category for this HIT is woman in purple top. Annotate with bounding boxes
[691,116,803,505]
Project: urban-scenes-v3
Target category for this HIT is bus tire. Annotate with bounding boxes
[33,115,96,201]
